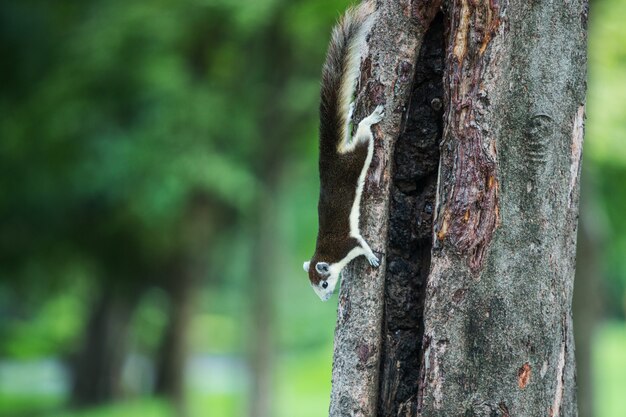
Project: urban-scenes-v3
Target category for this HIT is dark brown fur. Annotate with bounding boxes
[308,4,373,285]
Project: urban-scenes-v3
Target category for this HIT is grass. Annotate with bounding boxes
[0,393,64,417]
[48,400,173,417]
[188,392,242,417]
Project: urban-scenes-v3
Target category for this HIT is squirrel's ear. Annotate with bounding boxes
[316,262,330,275]
[303,261,310,273]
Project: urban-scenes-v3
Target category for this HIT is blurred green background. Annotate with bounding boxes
[0,0,624,417]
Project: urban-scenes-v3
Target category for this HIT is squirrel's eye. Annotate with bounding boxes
[321,281,328,289]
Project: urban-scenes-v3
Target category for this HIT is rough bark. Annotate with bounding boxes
[420,0,587,414]
[329,0,587,416]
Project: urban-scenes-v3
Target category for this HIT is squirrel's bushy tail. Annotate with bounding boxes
[319,1,375,152]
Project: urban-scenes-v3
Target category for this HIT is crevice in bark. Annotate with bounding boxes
[377,13,444,417]
[329,2,443,415]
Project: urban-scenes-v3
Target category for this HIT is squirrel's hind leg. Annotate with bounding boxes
[354,105,384,145]
[339,105,384,154]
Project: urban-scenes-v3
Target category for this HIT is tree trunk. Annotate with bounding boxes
[249,190,277,417]
[247,13,293,417]
[329,1,588,416]
[154,193,222,416]
[71,284,140,406]
[155,262,193,417]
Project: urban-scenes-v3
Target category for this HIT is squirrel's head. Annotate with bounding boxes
[302,258,339,302]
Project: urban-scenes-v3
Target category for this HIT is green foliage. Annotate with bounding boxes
[129,288,170,353]
[593,165,626,316]
[587,0,626,165]
[0,0,345,409]
[587,0,626,318]
[593,322,626,417]
[0,393,64,417]
[0,266,91,358]
[2,292,85,358]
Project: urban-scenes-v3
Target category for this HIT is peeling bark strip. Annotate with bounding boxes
[517,362,531,389]
[550,339,566,417]
[434,0,500,271]
[328,2,441,416]
[569,105,585,208]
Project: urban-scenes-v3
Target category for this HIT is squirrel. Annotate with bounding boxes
[303,1,383,302]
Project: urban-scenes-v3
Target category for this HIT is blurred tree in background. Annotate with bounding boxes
[0,0,625,417]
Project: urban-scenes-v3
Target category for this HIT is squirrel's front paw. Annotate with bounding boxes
[366,252,380,268]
